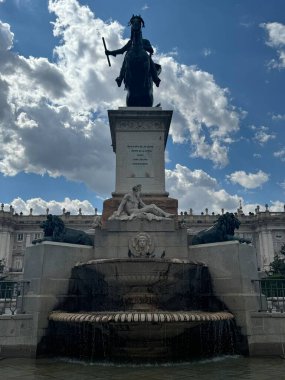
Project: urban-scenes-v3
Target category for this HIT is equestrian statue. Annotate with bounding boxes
[104,15,161,107]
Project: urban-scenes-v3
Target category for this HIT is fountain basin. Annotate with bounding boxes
[46,258,237,360]
[75,258,200,287]
[49,310,233,324]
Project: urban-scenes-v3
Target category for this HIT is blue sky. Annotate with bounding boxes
[0,0,284,215]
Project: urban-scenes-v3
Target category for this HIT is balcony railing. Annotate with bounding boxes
[0,281,29,315]
[252,278,285,312]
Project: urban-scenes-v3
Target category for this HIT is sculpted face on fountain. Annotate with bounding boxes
[129,232,155,257]
[109,184,175,221]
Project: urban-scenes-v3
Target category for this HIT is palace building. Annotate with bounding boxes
[0,203,284,280]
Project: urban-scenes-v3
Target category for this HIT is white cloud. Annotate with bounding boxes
[166,164,240,213]
[241,202,284,214]
[272,113,285,121]
[251,125,275,145]
[253,153,261,158]
[268,201,285,212]
[0,21,14,51]
[254,131,275,144]
[261,22,285,69]
[5,194,284,216]
[274,148,285,161]
[4,197,95,215]
[202,48,212,57]
[227,170,269,189]
[142,4,149,11]
[158,57,241,167]
[2,165,282,216]
[0,0,243,200]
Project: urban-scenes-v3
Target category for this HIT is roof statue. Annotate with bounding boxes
[104,15,161,107]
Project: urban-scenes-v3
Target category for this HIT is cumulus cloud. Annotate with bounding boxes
[274,148,285,161]
[158,57,241,167]
[3,197,95,215]
[261,22,285,69]
[0,21,14,51]
[272,113,285,121]
[227,170,269,189]
[0,0,242,200]
[250,125,275,145]
[241,201,284,214]
[166,164,240,213]
[267,201,285,212]
[254,130,275,144]
[2,164,282,216]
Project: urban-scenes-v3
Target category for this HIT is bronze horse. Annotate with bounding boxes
[105,15,161,107]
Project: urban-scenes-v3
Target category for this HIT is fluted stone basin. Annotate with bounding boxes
[48,258,237,360]
[75,258,196,287]
[49,310,234,324]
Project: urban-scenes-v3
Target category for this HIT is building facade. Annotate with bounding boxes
[0,203,285,280]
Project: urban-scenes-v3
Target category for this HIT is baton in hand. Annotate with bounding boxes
[102,37,111,67]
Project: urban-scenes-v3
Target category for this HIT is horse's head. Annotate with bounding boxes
[129,15,145,32]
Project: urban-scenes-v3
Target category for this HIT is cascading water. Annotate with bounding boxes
[43,258,238,362]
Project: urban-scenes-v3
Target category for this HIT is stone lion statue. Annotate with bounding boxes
[191,212,250,245]
[32,214,93,246]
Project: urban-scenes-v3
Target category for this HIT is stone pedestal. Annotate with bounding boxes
[108,107,172,195]
[95,220,188,260]
[189,241,260,354]
[21,242,94,355]
[103,107,176,223]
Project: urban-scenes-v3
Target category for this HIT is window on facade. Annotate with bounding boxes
[13,257,23,272]
[17,233,24,241]
[34,233,41,239]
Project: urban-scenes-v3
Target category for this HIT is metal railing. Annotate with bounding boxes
[253,278,285,312]
[0,281,29,315]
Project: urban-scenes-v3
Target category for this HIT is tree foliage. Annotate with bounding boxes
[268,244,285,278]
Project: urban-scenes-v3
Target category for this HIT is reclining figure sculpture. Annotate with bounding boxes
[109,184,175,221]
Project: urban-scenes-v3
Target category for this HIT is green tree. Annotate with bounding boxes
[268,244,285,278]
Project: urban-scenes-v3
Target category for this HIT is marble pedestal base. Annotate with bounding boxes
[95,219,188,260]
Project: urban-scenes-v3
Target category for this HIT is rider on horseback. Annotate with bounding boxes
[105,15,161,88]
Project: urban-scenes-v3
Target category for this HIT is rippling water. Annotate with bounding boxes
[1,356,285,380]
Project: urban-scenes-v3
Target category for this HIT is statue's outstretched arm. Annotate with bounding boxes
[116,194,129,215]
[138,198,146,208]
[106,41,131,57]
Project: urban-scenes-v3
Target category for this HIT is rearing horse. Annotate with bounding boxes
[105,15,161,107]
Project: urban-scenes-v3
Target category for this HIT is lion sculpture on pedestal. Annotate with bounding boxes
[191,212,251,245]
[32,214,93,246]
